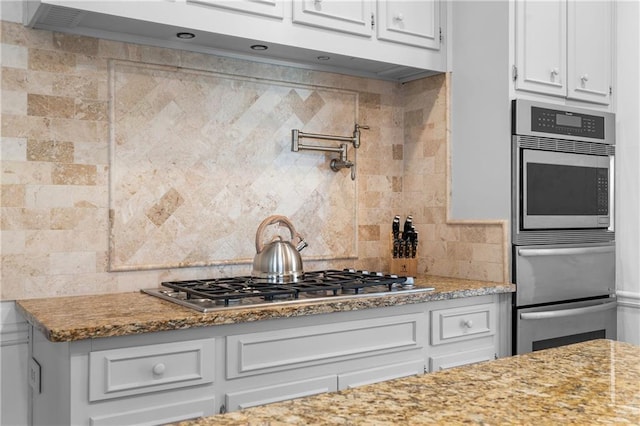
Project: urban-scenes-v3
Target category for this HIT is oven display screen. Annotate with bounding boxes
[556,114,581,128]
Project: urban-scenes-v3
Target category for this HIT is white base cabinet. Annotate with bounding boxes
[427,296,501,372]
[27,295,509,425]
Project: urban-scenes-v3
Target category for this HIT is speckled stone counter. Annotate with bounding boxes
[175,339,640,425]
[16,276,514,342]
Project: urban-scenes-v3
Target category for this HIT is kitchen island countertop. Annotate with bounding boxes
[175,339,640,425]
[16,275,514,342]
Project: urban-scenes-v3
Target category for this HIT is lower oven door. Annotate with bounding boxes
[516,298,617,355]
[514,242,615,306]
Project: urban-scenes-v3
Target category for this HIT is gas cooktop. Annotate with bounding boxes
[142,269,431,312]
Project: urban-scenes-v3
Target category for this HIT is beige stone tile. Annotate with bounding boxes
[446,241,473,261]
[1,184,25,207]
[26,139,74,162]
[52,33,99,56]
[49,251,96,275]
[0,253,49,282]
[1,90,26,115]
[52,163,97,185]
[29,48,76,73]
[471,243,503,263]
[27,93,75,118]
[1,43,27,69]
[1,230,26,255]
[1,67,28,91]
[1,160,53,185]
[24,184,74,208]
[459,225,488,243]
[1,137,27,161]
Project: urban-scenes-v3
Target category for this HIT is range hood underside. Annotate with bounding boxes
[26,3,441,82]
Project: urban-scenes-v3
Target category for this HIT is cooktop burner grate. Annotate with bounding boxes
[144,269,420,311]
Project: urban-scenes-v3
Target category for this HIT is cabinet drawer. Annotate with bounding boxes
[429,346,496,372]
[225,375,336,412]
[89,338,215,401]
[89,396,215,426]
[227,313,425,378]
[430,303,496,345]
[337,358,424,390]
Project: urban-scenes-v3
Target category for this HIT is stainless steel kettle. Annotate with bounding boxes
[252,215,308,283]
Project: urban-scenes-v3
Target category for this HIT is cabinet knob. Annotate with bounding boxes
[152,363,166,375]
[463,319,473,328]
[581,74,589,82]
[551,68,559,76]
[394,12,404,22]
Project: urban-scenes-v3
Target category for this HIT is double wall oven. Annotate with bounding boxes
[512,99,617,355]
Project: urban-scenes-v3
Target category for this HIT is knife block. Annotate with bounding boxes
[389,234,418,277]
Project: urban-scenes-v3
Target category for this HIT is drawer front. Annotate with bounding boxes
[431,303,496,345]
[89,396,215,426]
[337,358,424,390]
[89,338,215,401]
[227,313,425,379]
[429,346,496,372]
[225,375,336,412]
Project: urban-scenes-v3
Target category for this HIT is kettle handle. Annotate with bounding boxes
[255,215,302,253]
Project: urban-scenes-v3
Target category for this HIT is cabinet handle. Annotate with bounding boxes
[152,363,166,375]
[551,68,559,76]
[394,12,404,21]
[463,319,473,328]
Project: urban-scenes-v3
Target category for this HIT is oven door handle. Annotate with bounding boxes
[517,246,614,257]
[520,300,617,320]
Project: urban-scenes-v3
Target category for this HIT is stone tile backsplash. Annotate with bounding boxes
[1,20,507,300]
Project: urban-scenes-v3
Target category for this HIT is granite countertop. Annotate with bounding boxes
[176,339,640,425]
[16,275,514,342]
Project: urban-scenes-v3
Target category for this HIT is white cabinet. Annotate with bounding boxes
[514,0,613,105]
[292,0,373,37]
[566,1,613,104]
[292,0,441,50]
[223,310,427,411]
[29,330,217,426]
[188,0,284,19]
[25,0,446,81]
[26,296,509,424]
[427,296,499,372]
[514,0,567,97]
[377,0,440,50]
[88,339,215,401]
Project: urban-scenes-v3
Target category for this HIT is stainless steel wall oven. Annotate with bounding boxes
[511,100,617,355]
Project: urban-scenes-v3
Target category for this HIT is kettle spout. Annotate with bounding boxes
[296,238,309,252]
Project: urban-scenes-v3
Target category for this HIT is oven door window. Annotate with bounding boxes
[522,150,610,229]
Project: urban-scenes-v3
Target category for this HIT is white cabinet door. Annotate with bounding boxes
[566,0,612,105]
[376,0,440,50]
[514,0,567,97]
[187,0,284,19]
[292,0,373,37]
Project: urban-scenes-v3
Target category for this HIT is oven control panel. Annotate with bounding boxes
[531,106,605,139]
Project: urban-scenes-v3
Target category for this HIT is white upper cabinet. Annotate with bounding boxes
[566,0,613,104]
[188,0,285,19]
[377,0,440,50]
[292,0,373,37]
[514,0,567,97]
[514,0,613,105]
